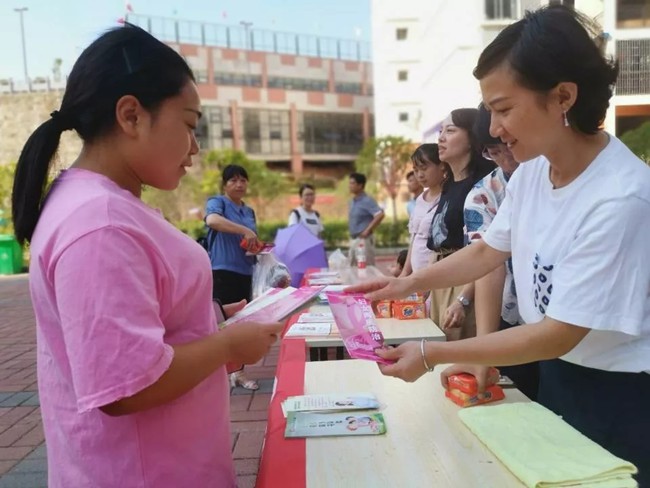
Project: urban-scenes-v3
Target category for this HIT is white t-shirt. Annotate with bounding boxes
[484,135,650,373]
[288,207,324,237]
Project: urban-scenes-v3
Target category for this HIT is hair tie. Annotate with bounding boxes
[49,110,74,132]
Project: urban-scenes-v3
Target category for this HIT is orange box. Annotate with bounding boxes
[445,368,504,407]
[391,301,426,320]
[375,300,392,318]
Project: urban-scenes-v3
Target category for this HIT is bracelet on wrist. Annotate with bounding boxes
[420,339,435,373]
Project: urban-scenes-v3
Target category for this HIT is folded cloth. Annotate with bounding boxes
[458,402,638,488]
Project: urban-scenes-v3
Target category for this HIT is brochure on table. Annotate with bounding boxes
[285,411,387,438]
[282,394,380,417]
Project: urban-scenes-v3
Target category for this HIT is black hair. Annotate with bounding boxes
[221,164,249,190]
[473,103,501,147]
[299,183,315,197]
[449,108,493,181]
[396,249,408,268]
[349,172,367,188]
[12,24,195,245]
[474,5,618,134]
[411,143,441,168]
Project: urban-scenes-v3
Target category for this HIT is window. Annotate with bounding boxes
[396,28,408,41]
[267,76,328,92]
[549,0,574,5]
[241,109,291,154]
[301,112,364,154]
[214,71,262,87]
[617,0,650,28]
[195,70,209,84]
[335,82,363,94]
[398,112,409,122]
[397,70,408,82]
[200,106,234,150]
[485,0,517,20]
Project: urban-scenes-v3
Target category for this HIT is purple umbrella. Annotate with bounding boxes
[273,224,328,287]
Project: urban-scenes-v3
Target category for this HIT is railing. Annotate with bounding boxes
[126,14,371,62]
[616,39,650,95]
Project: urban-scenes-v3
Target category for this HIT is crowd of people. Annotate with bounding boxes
[8,4,649,487]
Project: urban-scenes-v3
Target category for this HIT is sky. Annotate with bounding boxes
[0,0,371,80]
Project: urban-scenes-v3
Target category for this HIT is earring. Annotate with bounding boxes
[563,111,570,127]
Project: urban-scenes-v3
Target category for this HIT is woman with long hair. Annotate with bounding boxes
[12,25,281,487]
[427,109,495,340]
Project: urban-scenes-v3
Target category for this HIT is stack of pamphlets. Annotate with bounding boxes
[285,311,335,337]
[326,292,394,364]
[306,270,343,286]
[222,286,325,327]
[283,394,386,438]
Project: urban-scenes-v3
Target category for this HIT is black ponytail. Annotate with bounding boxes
[11,24,194,245]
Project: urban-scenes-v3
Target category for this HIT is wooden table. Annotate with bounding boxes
[302,360,528,488]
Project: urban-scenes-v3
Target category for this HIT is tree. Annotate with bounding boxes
[52,58,63,82]
[354,136,414,223]
[620,122,650,165]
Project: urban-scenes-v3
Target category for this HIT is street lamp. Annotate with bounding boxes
[14,7,29,82]
[239,21,253,50]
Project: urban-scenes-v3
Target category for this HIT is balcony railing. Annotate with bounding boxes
[616,39,650,95]
[126,14,371,62]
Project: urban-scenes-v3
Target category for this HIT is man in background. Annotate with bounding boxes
[348,173,384,266]
[405,170,423,217]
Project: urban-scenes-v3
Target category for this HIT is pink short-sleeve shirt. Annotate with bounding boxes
[29,169,235,487]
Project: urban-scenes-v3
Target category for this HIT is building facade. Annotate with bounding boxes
[371,0,649,141]
[127,14,375,177]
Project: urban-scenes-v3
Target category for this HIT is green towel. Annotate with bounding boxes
[458,402,638,488]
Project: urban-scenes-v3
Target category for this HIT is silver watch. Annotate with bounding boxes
[457,295,470,307]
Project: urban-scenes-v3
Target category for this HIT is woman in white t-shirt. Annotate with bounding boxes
[288,184,324,238]
[347,6,649,485]
[400,144,449,277]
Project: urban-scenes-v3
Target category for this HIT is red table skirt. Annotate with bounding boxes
[256,315,308,488]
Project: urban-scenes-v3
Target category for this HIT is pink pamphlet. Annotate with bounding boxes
[224,286,325,326]
[326,292,394,364]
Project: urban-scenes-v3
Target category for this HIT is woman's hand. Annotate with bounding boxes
[345,276,416,302]
[374,342,431,382]
[222,321,284,365]
[241,229,258,249]
[442,301,466,329]
[440,364,500,394]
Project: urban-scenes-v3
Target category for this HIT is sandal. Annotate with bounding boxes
[229,371,259,391]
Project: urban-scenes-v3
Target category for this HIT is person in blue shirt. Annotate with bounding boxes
[205,164,262,390]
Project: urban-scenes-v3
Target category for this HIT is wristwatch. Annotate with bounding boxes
[457,295,471,307]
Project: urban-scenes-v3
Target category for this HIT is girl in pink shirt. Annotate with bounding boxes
[11,25,283,488]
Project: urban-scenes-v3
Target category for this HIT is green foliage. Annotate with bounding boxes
[320,220,350,249]
[373,219,410,248]
[620,122,650,164]
[355,136,414,223]
[202,149,290,201]
[0,163,16,234]
[256,221,287,243]
[176,220,206,240]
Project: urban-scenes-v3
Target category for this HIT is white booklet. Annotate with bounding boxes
[281,393,380,417]
[285,322,332,337]
[297,312,334,323]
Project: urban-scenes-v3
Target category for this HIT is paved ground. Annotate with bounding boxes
[0,255,394,487]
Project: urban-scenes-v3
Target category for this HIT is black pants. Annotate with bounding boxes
[498,319,540,401]
[538,359,650,487]
[212,270,252,304]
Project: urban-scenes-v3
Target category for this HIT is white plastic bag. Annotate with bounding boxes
[328,248,348,271]
[251,253,291,299]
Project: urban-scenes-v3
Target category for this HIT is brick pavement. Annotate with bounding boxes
[0,254,395,487]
